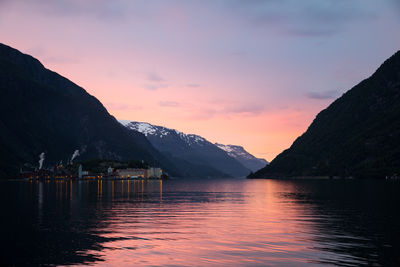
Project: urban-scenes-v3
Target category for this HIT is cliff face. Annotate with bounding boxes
[0,43,179,178]
[250,50,400,179]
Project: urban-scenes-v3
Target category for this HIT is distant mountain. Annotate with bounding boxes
[120,121,252,177]
[215,143,268,172]
[0,43,180,178]
[250,50,400,179]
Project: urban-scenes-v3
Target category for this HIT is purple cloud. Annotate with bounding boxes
[305,90,340,100]
[144,84,169,90]
[147,72,165,82]
[224,0,378,37]
[223,104,265,115]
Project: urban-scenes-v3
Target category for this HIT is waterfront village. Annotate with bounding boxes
[20,157,166,180]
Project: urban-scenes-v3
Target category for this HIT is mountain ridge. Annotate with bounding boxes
[250,50,400,179]
[120,121,262,177]
[0,43,180,177]
[215,143,268,172]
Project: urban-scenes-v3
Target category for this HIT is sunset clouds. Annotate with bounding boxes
[1,0,399,160]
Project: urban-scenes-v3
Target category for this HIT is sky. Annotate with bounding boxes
[1,0,399,161]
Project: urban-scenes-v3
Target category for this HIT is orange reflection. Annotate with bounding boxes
[88,180,317,266]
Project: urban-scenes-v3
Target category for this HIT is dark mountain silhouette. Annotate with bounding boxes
[250,50,400,179]
[0,43,179,178]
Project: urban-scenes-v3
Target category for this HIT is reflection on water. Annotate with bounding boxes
[1,179,400,266]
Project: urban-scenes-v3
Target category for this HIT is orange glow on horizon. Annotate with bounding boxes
[1,0,399,161]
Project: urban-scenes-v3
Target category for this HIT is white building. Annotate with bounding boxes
[117,168,146,178]
[147,167,162,178]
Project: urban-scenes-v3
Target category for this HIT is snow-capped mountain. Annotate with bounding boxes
[119,121,252,178]
[120,121,207,146]
[215,143,268,172]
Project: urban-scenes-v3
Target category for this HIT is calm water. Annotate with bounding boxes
[1,178,400,266]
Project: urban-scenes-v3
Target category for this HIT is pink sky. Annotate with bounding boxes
[1,0,399,161]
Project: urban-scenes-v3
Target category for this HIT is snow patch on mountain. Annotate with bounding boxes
[215,143,268,171]
[215,143,253,160]
[216,143,235,154]
[118,120,131,127]
[120,121,207,145]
